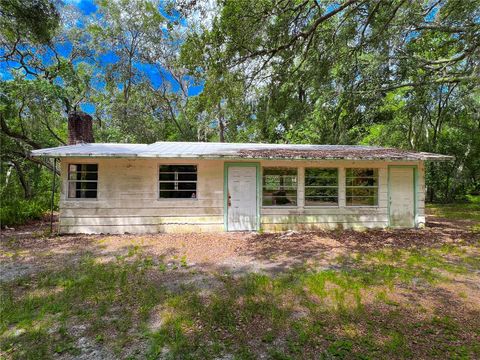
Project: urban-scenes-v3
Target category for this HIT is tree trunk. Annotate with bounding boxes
[218,104,225,142]
[219,118,225,142]
[12,160,32,199]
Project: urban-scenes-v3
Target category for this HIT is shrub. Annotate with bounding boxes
[0,198,52,227]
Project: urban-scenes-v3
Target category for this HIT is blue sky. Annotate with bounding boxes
[76,0,97,15]
[1,0,203,113]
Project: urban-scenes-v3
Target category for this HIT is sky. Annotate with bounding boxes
[0,0,204,114]
[75,0,97,15]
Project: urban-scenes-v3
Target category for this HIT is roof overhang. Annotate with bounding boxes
[30,142,454,162]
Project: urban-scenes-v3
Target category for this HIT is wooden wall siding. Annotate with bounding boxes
[262,222,388,231]
[417,162,426,226]
[60,224,224,234]
[59,158,425,234]
[60,216,223,226]
[59,158,225,234]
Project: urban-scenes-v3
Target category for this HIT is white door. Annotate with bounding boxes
[227,166,257,231]
[389,167,415,228]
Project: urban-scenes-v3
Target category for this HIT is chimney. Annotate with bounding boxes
[68,111,94,145]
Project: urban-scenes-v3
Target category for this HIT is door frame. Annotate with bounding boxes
[224,162,261,231]
[387,165,418,228]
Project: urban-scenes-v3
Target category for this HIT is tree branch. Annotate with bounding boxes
[0,113,41,149]
[237,0,360,62]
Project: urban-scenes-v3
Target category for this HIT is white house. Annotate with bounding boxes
[31,142,452,234]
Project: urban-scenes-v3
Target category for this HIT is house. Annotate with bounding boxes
[31,141,452,234]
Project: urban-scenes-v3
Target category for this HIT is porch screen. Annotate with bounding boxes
[159,165,197,199]
[345,168,378,206]
[68,164,98,199]
[262,167,297,206]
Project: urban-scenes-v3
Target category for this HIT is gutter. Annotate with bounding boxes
[29,152,455,162]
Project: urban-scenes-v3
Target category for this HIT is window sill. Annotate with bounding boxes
[157,198,199,201]
[262,205,298,209]
[65,198,98,201]
[304,205,340,208]
[345,205,379,208]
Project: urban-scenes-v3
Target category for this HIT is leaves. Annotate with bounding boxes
[0,0,479,204]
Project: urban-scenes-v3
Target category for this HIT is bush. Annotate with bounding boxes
[0,161,59,228]
[0,198,51,227]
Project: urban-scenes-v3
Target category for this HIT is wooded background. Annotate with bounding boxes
[1,0,479,225]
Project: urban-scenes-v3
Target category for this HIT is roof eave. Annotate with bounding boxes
[29,152,454,161]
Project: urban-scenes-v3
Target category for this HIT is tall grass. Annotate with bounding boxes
[0,164,58,227]
[0,197,54,227]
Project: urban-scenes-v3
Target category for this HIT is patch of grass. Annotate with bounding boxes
[384,331,408,354]
[0,253,169,359]
[1,326,80,359]
[323,339,353,358]
[2,231,480,359]
[146,273,295,359]
[427,196,480,222]
[145,243,480,359]
[180,255,188,267]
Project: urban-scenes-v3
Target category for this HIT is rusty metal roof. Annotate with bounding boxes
[30,142,453,161]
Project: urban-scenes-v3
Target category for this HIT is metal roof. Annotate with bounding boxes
[30,142,453,161]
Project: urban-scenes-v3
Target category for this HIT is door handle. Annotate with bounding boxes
[228,193,231,207]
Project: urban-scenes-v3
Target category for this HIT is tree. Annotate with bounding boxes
[180,0,480,200]
[0,0,60,44]
[89,0,200,142]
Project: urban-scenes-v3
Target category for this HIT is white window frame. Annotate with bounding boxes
[345,168,379,207]
[158,164,198,200]
[262,167,298,208]
[67,163,98,200]
[304,167,339,207]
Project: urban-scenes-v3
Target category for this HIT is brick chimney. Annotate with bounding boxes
[68,111,94,145]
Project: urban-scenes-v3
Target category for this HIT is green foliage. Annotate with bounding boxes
[1,0,479,207]
[0,198,48,227]
[0,159,57,227]
[181,0,480,201]
[0,0,60,43]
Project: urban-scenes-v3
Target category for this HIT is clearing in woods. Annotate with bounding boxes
[0,204,479,359]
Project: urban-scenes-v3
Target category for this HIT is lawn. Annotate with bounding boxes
[427,195,480,226]
[1,205,479,359]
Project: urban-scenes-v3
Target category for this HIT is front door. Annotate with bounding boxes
[389,167,416,228]
[227,166,258,231]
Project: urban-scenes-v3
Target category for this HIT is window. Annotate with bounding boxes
[159,165,197,199]
[68,164,98,199]
[305,168,338,206]
[346,168,378,206]
[262,167,297,206]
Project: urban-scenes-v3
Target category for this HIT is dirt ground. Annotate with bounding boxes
[1,213,479,359]
[1,214,478,283]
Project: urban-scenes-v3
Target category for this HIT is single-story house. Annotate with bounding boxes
[31,141,452,234]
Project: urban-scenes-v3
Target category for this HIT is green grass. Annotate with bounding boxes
[427,195,480,223]
[0,253,166,358]
[2,242,479,359]
[1,219,480,359]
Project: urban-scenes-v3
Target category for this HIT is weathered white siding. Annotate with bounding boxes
[417,161,426,227]
[59,158,224,234]
[59,158,425,234]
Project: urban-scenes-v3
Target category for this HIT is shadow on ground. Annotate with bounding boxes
[1,215,479,359]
